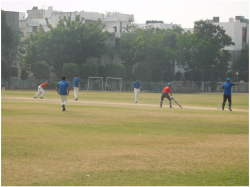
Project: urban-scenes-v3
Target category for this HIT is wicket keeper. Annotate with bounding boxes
[221,78,239,111]
[160,83,174,108]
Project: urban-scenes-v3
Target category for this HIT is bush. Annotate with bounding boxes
[151,67,163,82]
[125,64,135,81]
[104,62,126,79]
[79,63,98,80]
[21,69,28,80]
[132,62,150,81]
[163,70,174,82]
[98,65,104,77]
[62,63,79,81]
[175,71,182,81]
[11,67,19,77]
[33,61,50,80]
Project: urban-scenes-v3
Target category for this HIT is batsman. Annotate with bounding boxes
[160,83,174,108]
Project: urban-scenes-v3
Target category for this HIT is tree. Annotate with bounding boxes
[98,65,104,77]
[151,67,163,82]
[20,69,28,88]
[1,10,24,87]
[21,16,111,79]
[175,71,182,81]
[175,20,234,91]
[119,26,182,81]
[233,47,249,82]
[33,61,50,80]
[104,62,126,79]
[132,62,151,81]
[163,70,174,82]
[79,63,98,80]
[114,63,126,79]
[62,63,79,81]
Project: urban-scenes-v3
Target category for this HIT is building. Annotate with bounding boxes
[25,6,60,37]
[175,16,249,74]
[139,20,181,29]
[212,16,249,65]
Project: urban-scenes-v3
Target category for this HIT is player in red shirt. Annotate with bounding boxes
[34,80,50,99]
[160,83,174,108]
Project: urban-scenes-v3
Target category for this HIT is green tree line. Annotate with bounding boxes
[1,11,249,84]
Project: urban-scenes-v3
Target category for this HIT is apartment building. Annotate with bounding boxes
[211,16,249,65]
[25,6,60,37]
[139,20,181,29]
[175,16,249,74]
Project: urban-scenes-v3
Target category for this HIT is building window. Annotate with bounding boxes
[242,28,247,43]
[113,26,117,33]
[33,26,38,32]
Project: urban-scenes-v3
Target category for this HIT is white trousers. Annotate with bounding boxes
[134,88,140,102]
[60,95,68,106]
[74,87,79,99]
[35,86,46,97]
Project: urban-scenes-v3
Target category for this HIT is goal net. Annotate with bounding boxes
[105,77,122,92]
[87,77,103,91]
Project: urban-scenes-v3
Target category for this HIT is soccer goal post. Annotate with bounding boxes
[87,77,103,91]
[105,77,122,92]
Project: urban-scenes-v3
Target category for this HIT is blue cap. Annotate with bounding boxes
[227,78,232,82]
[168,83,172,87]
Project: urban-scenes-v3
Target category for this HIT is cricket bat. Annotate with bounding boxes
[173,98,182,109]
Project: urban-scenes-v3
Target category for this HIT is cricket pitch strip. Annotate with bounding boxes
[2,96,249,113]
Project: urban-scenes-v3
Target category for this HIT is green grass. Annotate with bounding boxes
[1,90,249,186]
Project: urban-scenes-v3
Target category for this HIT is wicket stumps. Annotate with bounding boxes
[2,87,5,98]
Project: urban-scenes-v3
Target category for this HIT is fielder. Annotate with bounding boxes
[56,76,70,111]
[73,74,81,101]
[221,78,239,111]
[160,83,174,108]
[34,80,50,99]
[131,78,141,103]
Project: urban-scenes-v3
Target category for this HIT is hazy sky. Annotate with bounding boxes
[1,0,249,28]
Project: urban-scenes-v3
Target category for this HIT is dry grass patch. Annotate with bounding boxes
[1,91,249,186]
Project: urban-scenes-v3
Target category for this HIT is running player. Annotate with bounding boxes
[131,78,141,103]
[74,74,80,101]
[222,78,239,111]
[33,80,49,99]
[56,76,70,111]
[160,83,174,108]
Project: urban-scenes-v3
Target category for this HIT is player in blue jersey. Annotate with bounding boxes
[221,78,239,111]
[74,74,81,101]
[131,78,142,103]
[56,76,70,111]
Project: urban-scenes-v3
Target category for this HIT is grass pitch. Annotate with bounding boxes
[1,90,249,186]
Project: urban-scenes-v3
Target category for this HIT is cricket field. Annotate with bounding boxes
[1,90,249,186]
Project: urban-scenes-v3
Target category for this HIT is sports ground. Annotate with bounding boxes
[1,90,249,186]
